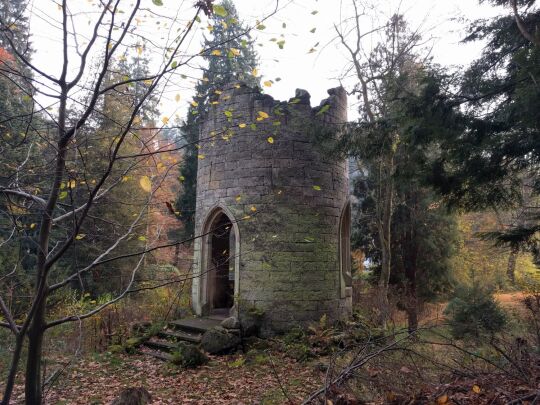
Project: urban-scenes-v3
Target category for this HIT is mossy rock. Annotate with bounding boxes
[201,326,241,354]
[170,342,208,369]
[124,337,144,354]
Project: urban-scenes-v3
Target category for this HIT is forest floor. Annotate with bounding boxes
[10,351,322,405]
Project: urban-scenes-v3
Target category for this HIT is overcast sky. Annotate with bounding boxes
[27,0,505,123]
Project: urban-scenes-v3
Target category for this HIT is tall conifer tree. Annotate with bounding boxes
[175,0,259,238]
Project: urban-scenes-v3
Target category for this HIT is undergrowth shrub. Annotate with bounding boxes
[445,284,506,339]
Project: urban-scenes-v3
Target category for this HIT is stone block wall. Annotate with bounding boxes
[192,82,351,333]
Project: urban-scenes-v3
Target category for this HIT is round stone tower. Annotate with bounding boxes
[191,83,352,333]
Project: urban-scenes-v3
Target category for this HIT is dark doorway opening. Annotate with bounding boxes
[210,213,235,312]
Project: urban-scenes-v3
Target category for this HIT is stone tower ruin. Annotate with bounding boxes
[191,83,352,333]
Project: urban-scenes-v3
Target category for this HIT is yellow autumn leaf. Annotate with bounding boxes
[238,123,247,128]
[472,385,481,394]
[211,49,222,56]
[252,67,258,77]
[257,111,269,119]
[139,176,152,192]
[437,394,448,404]
[263,80,272,87]
[136,45,143,55]
[235,195,242,202]
[197,154,205,159]
[229,48,240,56]
[162,116,169,125]
[267,136,274,144]
[30,223,36,229]
[191,101,199,107]
[313,185,321,191]
[68,180,76,189]
[75,234,86,240]
[133,116,141,125]
[138,235,147,241]
[175,94,181,102]
[250,206,257,212]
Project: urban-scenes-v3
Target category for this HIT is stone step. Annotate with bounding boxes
[158,329,202,344]
[140,348,173,362]
[143,338,178,353]
[168,317,222,334]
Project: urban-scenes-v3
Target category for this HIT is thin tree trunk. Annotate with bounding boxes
[1,334,24,405]
[377,157,394,326]
[507,245,519,285]
[24,295,47,404]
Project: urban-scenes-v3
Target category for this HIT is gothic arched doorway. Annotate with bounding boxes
[200,208,239,316]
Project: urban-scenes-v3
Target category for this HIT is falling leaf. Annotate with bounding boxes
[211,49,222,56]
[213,4,228,17]
[252,68,258,77]
[139,176,152,192]
[311,10,318,14]
[238,123,247,128]
[68,180,76,189]
[179,175,185,181]
[257,111,269,119]
[161,116,169,125]
[235,195,242,202]
[133,116,141,125]
[263,80,272,87]
[197,154,205,159]
[191,100,199,107]
[175,94,181,102]
[257,24,266,30]
[152,0,163,5]
[276,40,285,49]
[229,48,240,56]
[30,223,36,229]
[313,185,321,191]
[224,110,233,118]
[138,235,147,241]
[75,234,86,240]
[472,385,481,394]
[310,27,316,33]
[267,136,274,144]
[136,45,143,55]
[316,104,330,115]
[250,206,257,212]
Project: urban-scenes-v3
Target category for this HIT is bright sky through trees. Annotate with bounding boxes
[28,0,504,121]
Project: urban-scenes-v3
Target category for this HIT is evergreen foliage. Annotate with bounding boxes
[175,0,259,238]
[427,1,540,263]
[445,284,507,339]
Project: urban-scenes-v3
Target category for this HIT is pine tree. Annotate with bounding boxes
[428,1,540,264]
[175,0,259,238]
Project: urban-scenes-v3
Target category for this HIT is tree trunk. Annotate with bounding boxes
[24,298,46,405]
[1,335,24,405]
[377,158,394,327]
[507,245,519,285]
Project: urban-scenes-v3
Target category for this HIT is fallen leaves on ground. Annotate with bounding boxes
[34,351,322,404]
